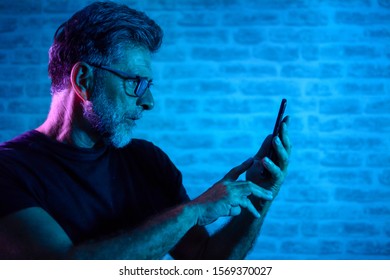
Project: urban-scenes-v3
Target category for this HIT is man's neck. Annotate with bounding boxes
[36,90,100,149]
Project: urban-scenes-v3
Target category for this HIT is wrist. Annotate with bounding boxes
[185,201,204,227]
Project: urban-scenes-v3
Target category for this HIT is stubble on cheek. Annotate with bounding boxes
[82,97,137,148]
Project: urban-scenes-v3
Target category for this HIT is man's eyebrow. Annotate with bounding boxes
[115,68,138,78]
[123,68,153,81]
[114,68,153,81]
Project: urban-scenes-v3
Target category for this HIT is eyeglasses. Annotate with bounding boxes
[90,64,153,98]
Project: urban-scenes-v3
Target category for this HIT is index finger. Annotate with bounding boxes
[223,157,254,181]
[227,181,273,201]
[247,182,273,200]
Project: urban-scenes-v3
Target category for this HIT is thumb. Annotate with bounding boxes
[223,157,254,181]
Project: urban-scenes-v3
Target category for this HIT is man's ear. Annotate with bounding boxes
[70,62,94,101]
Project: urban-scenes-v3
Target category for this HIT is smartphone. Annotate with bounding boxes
[268,98,287,158]
[261,98,287,177]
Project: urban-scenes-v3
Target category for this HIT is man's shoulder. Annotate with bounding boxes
[0,131,44,170]
[0,130,38,153]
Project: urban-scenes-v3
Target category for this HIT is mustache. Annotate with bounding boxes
[124,109,143,120]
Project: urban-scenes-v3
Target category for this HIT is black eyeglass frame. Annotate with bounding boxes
[90,64,152,98]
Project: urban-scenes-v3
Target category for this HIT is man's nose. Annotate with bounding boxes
[136,89,154,110]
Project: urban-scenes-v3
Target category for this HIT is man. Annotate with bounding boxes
[0,1,291,259]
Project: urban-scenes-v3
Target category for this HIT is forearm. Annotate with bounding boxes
[67,203,198,260]
[204,199,273,260]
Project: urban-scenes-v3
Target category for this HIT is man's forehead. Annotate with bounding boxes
[119,46,151,64]
[119,46,152,77]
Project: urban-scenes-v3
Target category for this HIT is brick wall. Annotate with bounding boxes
[0,0,389,259]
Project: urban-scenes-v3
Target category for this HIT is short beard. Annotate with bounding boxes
[82,86,138,148]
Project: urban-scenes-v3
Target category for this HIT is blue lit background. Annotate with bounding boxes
[0,0,389,259]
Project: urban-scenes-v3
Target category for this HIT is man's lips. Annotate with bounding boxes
[125,117,139,121]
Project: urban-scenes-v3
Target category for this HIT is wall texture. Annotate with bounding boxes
[0,0,389,259]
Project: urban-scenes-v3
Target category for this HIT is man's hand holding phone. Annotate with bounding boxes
[246,99,292,199]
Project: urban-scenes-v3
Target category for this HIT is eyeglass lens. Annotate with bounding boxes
[135,79,149,97]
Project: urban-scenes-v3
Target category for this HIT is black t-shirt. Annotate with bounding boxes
[0,130,189,244]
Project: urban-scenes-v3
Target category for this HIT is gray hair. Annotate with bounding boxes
[48,1,163,93]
